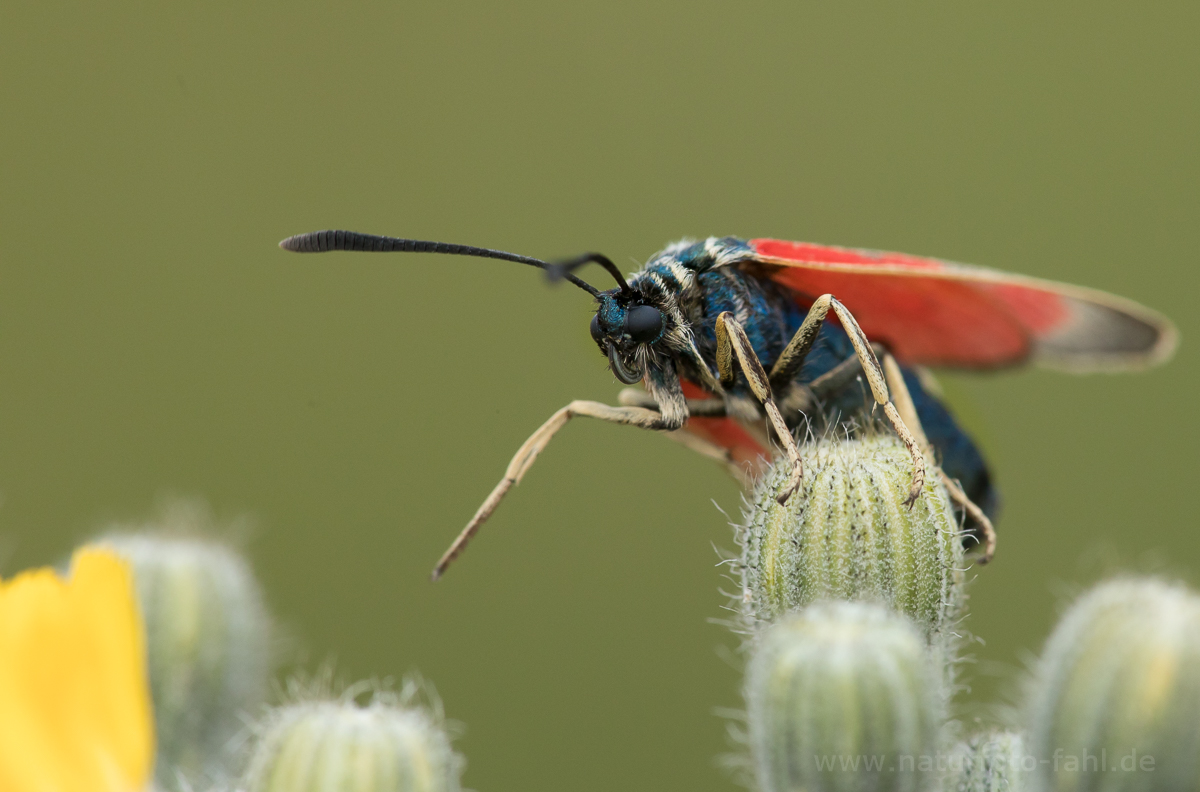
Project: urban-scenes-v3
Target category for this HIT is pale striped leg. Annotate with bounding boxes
[882,353,996,563]
[432,401,670,580]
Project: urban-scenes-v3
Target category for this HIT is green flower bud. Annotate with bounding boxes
[244,686,463,792]
[739,434,964,645]
[93,530,271,788]
[1026,578,1200,790]
[745,601,943,792]
[946,731,1027,792]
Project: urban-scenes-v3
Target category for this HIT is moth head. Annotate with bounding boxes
[590,290,666,384]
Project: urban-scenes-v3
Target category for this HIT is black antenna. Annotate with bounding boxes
[279,230,613,298]
[545,252,632,295]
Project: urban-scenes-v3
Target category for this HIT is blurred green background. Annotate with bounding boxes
[1,1,1196,789]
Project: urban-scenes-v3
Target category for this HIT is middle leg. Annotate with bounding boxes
[882,353,996,564]
[767,294,926,505]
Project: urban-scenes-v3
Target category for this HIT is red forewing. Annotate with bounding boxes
[749,239,1176,371]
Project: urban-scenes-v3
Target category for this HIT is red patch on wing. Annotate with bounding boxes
[985,282,1068,334]
[680,380,769,468]
[754,240,945,272]
[750,239,1075,368]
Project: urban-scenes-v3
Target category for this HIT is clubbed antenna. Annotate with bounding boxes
[279,229,607,297]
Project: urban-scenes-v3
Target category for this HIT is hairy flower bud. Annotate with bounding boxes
[739,434,964,644]
[745,601,943,792]
[245,687,463,792]
[947,731,1027,791]
[1026,578,1200,790]
[94,531,271,787]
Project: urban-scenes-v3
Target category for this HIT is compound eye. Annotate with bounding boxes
[624,305,663,343]
[589,313,604,344]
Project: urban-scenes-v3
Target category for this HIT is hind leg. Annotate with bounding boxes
[882,353,996,564]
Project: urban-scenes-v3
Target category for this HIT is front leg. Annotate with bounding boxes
[617,387,727,416]
[432,392,687,580]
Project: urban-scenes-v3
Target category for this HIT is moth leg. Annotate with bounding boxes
[780,295,926,505]
[614,387,750,482]
[768,294,835,392]
[618,387,727,416]
[939,473,996,564]
[431,401,671,580]
[881,353,996,564]
[809,353,867,399]
[779,352,869,415]
[769,296,887,419]
[770,294,925,503]
[881,353,930,453]
[716,311,803,503]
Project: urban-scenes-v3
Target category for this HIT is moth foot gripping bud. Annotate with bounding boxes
[738,434,965,653]
[1026,578,1200,791]
[244,684,464,792]
[92,531,272,788]
[744,602,943,792]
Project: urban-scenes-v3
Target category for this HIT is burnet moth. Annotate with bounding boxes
[279,231,1176,578]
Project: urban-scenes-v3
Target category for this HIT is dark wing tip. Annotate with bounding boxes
[1034,292,1179,372]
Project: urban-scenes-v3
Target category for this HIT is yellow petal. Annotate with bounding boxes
[0,548,154,792]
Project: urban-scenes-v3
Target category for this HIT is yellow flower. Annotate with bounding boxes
[0,548,154,792]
